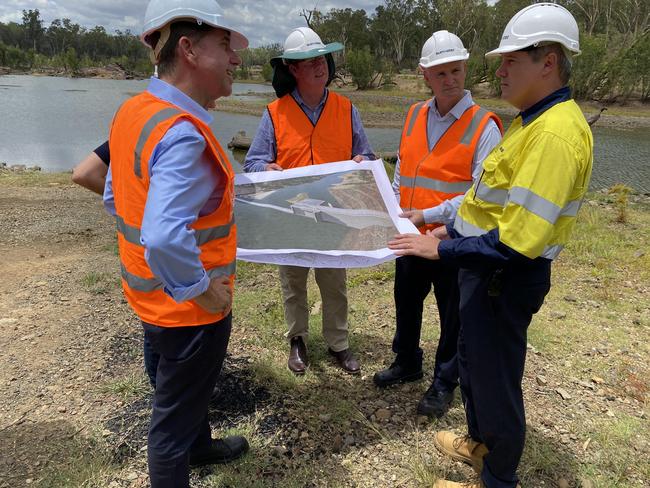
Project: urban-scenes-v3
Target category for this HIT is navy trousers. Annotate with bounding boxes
[143,334,159,388]
[393,255,460,391]
[143,315,232,488]
[457,261,551,488]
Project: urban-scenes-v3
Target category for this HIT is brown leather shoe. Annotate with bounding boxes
[433,431,488,474]
[288,336,308,375]
[328,348,361,374]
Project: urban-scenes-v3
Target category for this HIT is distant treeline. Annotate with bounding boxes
[1,1,648,102]
[0,10,150,76]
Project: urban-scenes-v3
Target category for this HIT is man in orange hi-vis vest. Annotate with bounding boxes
[103,1,249,486]
[244,27,375,376]
[374,31,503,419]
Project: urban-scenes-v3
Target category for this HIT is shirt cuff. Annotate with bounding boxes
[423,207,447,225]
[244,161,269,173]
[163,269,210,303]
[438,239,457,261]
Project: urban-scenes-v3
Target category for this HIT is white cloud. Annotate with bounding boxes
[0,1,385,45]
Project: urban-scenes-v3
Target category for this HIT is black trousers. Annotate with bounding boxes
[143,315,232,488]
[393,255,460,391]
[457,261,551,488]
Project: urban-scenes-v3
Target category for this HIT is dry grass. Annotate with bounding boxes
[3,172,648,487]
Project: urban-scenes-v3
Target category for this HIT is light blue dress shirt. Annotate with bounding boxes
[243,88,375,172]
[104,77,226,303]
[392,90,502,224]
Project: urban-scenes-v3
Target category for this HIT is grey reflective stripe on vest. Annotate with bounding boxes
[116,215,142,246]
[401,175,472,194]
[559,199,582,218]
[475,181,508,206]
[120,263,163,292]
[459,108,489,146]
[453,214,489,237]
[134,107,183,178]
[115,217,234,248]
[508,186,582,224]
[474,184,583,224]
[454,215,565,260]
[405,102,426,137]
[195,219,235,246]
[541,244,564,260]
[207,260,237,278]
[121,260,236,293]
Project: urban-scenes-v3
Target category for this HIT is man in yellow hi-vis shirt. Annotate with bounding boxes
[388,4,593,488]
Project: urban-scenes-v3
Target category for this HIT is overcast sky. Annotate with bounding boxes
[0,1,384,47]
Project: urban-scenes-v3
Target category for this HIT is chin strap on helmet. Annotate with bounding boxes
[148,24,171,66]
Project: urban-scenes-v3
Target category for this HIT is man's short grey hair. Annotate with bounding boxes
[527,43,572,85]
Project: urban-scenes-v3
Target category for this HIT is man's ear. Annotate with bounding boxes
[422,67,433,85]
[542,51,557,77]
[287,63,298,77]
[178,36,197,66]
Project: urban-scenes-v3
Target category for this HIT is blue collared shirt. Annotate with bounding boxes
[392,90,502,224]
[520,86,571,125]
[243,88,375,172]
[104,77,224,302]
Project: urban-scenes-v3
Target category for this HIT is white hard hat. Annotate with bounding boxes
[486,3,580,58]
[141,0,248,51]
[419,30,469,69]
[278,27,343,60]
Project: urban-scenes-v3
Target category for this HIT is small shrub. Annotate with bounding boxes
[261,63,273,82]
[608,183,633,223]
[346,47,374,90]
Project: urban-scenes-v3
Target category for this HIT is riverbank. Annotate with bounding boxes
[216,87,650,130]
[3,68,648,130]
[0,171,648,488]
[0,64,143,80]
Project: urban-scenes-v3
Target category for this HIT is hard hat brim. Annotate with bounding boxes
[277,42,343,60]
[419,52,469,69]
[485,41,581,58]
[227,29,249,50]
[485,45,520,58]
[141,16,249,50]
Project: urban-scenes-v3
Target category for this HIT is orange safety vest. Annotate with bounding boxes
[399,101,503,233]
[109,91,236,327]
[267,91,353,168]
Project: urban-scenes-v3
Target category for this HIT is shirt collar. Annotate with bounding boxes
[428,90,474,120]
[520,86,572,125]
[291,87,328,111]
[146,77,213,125]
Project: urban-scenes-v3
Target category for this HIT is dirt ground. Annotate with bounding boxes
[0,172,648,488]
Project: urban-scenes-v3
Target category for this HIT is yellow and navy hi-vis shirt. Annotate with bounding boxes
[447,87,593,261]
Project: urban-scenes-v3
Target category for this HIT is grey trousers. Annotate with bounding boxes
[278,265,349,352]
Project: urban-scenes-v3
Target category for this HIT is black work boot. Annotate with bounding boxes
[373,362,423,388]
[189,435,249,467]
[417,384,454,418]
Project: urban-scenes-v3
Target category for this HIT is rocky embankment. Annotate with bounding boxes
[0,63,142,80]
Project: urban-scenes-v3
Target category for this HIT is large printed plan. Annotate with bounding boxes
[234,159,418,268]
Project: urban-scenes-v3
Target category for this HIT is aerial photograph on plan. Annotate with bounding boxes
[234,168,398,251]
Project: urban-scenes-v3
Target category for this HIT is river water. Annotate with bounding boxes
[1,75,648,192]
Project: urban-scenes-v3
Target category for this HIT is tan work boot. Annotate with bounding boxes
[433,431,488,474]
[433,481,521,488]
[432,481,483,488]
